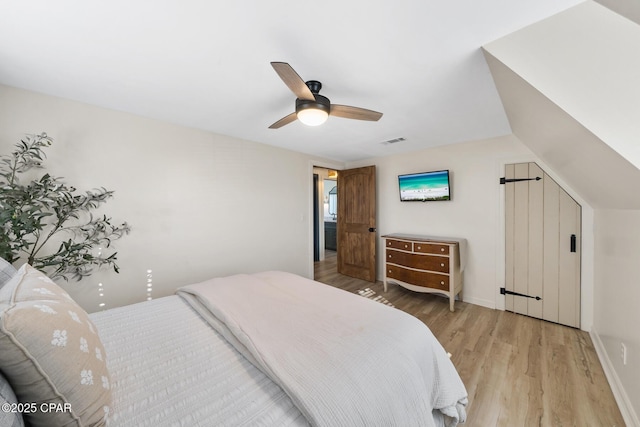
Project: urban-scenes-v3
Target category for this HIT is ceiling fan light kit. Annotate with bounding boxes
[296,93,330,126]
[269,62,383,129]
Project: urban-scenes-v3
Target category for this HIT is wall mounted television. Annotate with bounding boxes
[398,169,450,202]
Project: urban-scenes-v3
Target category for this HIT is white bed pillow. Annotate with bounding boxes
[0,257,17,289]
[0,264,112,427]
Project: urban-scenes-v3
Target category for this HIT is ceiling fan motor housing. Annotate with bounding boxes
[296,94,330,115]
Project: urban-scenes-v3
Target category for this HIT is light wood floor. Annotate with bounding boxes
[315,251,625,427]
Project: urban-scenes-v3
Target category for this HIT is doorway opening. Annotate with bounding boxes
[313,167,338,270]
[312,165,377,283]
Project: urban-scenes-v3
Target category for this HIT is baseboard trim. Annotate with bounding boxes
[590,327,640,427]
[459,295,495,310]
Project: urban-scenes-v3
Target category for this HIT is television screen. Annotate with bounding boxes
[398,170,450,201]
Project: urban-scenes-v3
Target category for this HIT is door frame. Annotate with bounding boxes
[496,155,594,331]
[307,160,344,279]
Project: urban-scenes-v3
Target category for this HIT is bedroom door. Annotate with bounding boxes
[337,165,377,282]
[504,162,581,328]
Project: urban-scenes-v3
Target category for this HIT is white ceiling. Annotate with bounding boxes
[0,0,583,162]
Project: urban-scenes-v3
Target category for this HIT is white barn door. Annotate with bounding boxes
[504,162,581,328]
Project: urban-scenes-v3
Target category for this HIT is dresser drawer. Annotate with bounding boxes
[386,265,449,291]
[386,249,449,273]
[385,239,413,251]
[413,243,450,255]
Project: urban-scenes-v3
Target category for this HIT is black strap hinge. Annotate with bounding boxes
[500,287,542,300]
[500,176,542,185]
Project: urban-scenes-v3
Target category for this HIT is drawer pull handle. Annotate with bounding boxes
[441,281,445,285]
[417,246,421,250]
[441,263,445,267]
[404,244,408,248]
[441,248,445,252]
[388,255,392,258]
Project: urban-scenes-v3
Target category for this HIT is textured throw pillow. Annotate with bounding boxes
[0,264,111,427]
[0,257,17,289]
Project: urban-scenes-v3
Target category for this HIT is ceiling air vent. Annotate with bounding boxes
[381,137,406,145]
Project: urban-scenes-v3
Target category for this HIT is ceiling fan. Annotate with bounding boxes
[269,62,383,129]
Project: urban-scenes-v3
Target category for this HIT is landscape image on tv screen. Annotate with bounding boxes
[398,170,450,201]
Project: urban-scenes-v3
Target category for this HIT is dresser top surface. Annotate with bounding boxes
[382,233,464,245]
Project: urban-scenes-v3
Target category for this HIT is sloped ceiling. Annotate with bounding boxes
[0,0,583,162]
[484,52,640,210]
[483,1,640,209]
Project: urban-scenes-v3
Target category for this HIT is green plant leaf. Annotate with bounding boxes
[0,132,130,280]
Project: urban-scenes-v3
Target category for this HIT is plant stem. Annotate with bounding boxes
[29,215,66,264]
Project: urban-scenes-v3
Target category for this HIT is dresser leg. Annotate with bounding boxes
[450,296,455,312]
[383,279,388,292]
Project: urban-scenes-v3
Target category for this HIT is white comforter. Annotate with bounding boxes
[177,271,467,427]
[92,296,309,427]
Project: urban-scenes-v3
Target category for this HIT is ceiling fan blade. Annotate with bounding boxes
[271,62,315,101]
[269,112,298,129]
[330,104,383,121]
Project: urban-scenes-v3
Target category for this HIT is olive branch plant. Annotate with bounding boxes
[0,132,131,281]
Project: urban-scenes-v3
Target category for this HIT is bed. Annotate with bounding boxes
[0,262,468,427]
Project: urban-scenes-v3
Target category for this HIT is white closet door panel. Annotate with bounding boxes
[528,163,544,318]
[558,190,581,328]
[505,164,515,312]
[513,163,530,315]
[542,174,560,323]
[505,162,581,328]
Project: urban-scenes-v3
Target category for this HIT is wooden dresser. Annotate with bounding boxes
[382,234,465,312]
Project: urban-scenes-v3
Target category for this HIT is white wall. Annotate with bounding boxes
[348,135,534,309]
[594,210,640,423]
[0,84,333,312]
[596,0,640,26]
